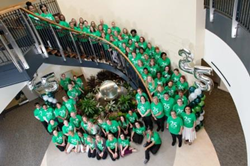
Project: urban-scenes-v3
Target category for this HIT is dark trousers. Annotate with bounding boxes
[111,131,119,138]
[108,148,120,161]
[171,133,182,147]
[142,116,153,130]
[145,141,161,160]
[121,127,131,138]
[56,144,67,152]
[132,133,144,144]
[155,116,165,131]
[88,149,96,158]
[41,121,48,131]
[96,150,108,160]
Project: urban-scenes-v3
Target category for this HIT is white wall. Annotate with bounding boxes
[0,81,28,114]
[204,30,250,165]
[81,67,101,79]
[57,0,206,84]
[36,63,83,83]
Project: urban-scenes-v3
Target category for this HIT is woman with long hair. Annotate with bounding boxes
[151,97,165,132]
[131,121,145,144]
[137,96,153,130]
[118,134,137,157]
[95,134,108,160]
[106,133,120,161]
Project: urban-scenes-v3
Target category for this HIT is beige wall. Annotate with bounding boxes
[57,0,206,83]
[81,67,101,79]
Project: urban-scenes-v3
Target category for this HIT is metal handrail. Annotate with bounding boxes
[21,7,153,101]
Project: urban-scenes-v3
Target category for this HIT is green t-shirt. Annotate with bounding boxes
[151,102,164,119]
[141,72,152,81]
[101,24,109,33]
[147,132,161,145]
[59,21,70,28]
[181,112,196,128]
[68,133,80,145]
[167,116,183,135]
[43,108,55,122]
[106,138,117,149]
[149,65,159,78]
[161,97,175,117]
[121,34,130,42]
[145,47,155,57]
[67,88,79,99]
[129,56,139,65]
[137,101,151,117]
[158,58,171,70]
[176,81,189,91]
[60,77,71,91]
[62,122,75,135]
[165,85,177,97]
[171,73,182,83]
[118,138,130,147]
[118,120,129,128]
[34,107,45,122]
[173,104,186,116]
[98,122,108,131]
[135,92,148,103]
[135,65,145,74]
[86,139,96,149]
[40,13,55,21]
[96,140,104,151]
[147,82,156,93]
[107,120,120,133]
[154,51,162,62]
[162,71,172,83]
[111,26,121,35]
[154,77,166,86]
[138,41,147,50]
[154,90,166,100]
[70,115,82,128]
[63,99,76,113]
[126,112,138,123]
[127,43,135,52]
[75,78,84,89]
[130,35,140,43]
[54,105,68,123]
[47,121,58,133]
[175,95,188,106]
[81,121,88,131]
[133,126,145,135]
[52,131,64,144]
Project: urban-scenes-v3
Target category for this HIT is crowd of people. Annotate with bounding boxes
[28,1,198,164]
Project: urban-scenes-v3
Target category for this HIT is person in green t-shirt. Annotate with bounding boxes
[62,120,76,136]
[161,93,175,119]
[154,72,166,87]
[148,59,160,78]
[73,75,84,90]
[129,51,139,66]
[70,81,84,99]
[42,104,55,123]
[162,65,172,83]
[145,42,155,58]
[143,129,162,164]
[157,52,171,71]
[130,29,140,43]
[69,112,82,129]
[165,81,177,97]
[126,110,138,126]
[118,134,137,157]
[77,131,87,153]
[154,47,162,63]
[33,102,47,130]
[66,131,81,153]
[95,134,108,160]
[81,116,89,133]
[167,111,184,147]
[86,136,96,158]
[138,37,147,50]
[151,97,165,132]
[175,90,188,105]
[121,28,130,43]
[106,119,121,138]
[137,96,153,130]
[111,21,121,35]
[135,88,149,104]
[146,75,156,94]
[99,19,109,33]
[176,76,189,94]
[39,4,55,21]
[106,134,119,161]
[118,116,130,138]
[97,118,108,138]
[154,85,166,100]
[62,96,77,114]
[67,84,79,101]
[54,102,69,124]
[141,68,152,81]
[173,99,186,116]
[59,14,70,28]
[47,120,58,133]
[181,106,197,145]
[171,68,182,83]
[52,130,67,152]
[131,121,146,144]
[60,74,71,91]
[85,121,100,136]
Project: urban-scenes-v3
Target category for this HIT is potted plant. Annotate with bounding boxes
[78,98,99,118]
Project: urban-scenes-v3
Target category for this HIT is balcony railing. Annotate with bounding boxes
[0,5,152,100]
[214,0,235,18]
[236,0,250,31]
